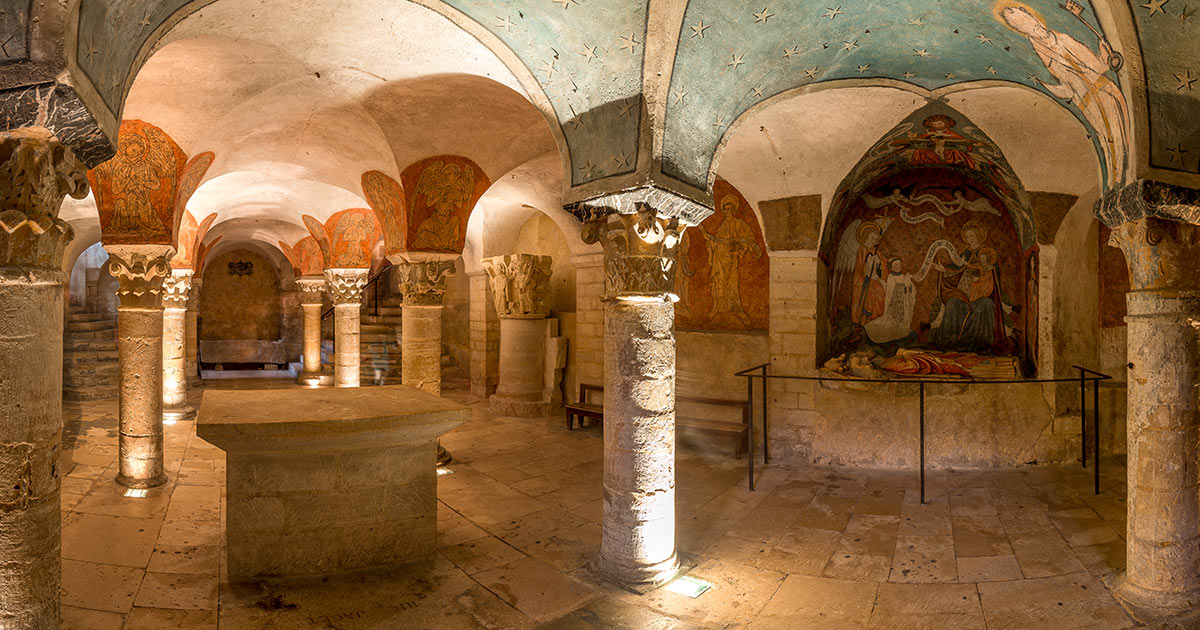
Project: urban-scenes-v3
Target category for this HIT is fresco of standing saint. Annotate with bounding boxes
[999,1,1128,186]
[704,195,763,327]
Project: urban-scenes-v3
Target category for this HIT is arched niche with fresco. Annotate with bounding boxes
[820,104,1039,379]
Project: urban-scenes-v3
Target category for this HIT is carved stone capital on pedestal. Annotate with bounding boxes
[106,244,175,309]
[482,254,553,319]
[0,127,89,269]
[395,260,456,306]
[162,269,193,310]
[324,268,368,305]
[296,276,327,306]
[581,204,687,301]
[1109,216,1200,293]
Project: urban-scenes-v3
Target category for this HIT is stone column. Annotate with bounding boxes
[1109,216,1200,615]
[107,244,174,488]
[0,128,88,630]
[394,257,456,465]
[467,270,500,398]
[325,268,368,388]
[185,279,201,388]
[162,269,194,421]
[296,276,327,386]
[581,206,687,588]
[85,267,101,312]
[483,254,555,416]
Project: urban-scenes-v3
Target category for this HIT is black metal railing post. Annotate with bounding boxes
[1079,368,1087,468]
[747,372,756,492]
[761,364,769,465]
[919,381,926,505]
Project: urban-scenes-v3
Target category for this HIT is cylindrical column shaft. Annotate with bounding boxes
[402,305,443,395]
[162,271,193,420]
[302,303,322,374]
[0,269,65,629]
[334,303,361,388]
[600,297,679,586]
[185,280,200,388]
[1121,291,1200,605]
[490,317,548,415]
[117,304,167,486]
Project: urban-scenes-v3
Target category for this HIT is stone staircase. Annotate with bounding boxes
[319,299,404,386]
[63,306,119,401]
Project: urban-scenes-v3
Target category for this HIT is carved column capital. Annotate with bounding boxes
[295,276,327,306]
[396,260,456,306]
[482,254,554,318]
[106,244,175,309]
[1109,216,1200,293]
[0,127,89,269]
[581,205,686,301]
[324,268,368,306]
[162,269,193,310]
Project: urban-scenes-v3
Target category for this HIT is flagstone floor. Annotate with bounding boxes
[56,378,1197,629]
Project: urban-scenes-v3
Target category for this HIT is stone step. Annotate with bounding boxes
[361,317,402,326]
[64,338,118,352]
[64,349,119,363]
[63,387,118,401]
[65,329,117,341]
[66,319,116,332]
[65,362,120,378]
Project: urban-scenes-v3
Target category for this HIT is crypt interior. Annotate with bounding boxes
[5,0,1200,628]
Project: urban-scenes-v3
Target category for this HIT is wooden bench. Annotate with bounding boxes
[565,384,750,457]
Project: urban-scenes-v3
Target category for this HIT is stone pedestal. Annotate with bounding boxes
[394,257,456,465]
[162,269,195,421]
[483,254,566,417]
[296,276,326,387]
[108,244,174,488]
[325,268,368,388]
[581,206,688,588]
[196,385,468,578]
[1109,216,1200,616]
[0,128,88,630]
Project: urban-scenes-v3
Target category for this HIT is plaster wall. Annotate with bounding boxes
[442,258,470,378]
[199,250,282,342]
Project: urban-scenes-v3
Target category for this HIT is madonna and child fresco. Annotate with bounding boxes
[825,171,1031,380]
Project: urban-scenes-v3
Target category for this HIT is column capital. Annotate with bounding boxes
[581,204,686,301]
[396,260,456,306]
[162,269,193,310]
[0,128,89,269]
[1109,216,1200,293]
[295,276,327,305]
[1096,179,1200,228]
[324,268,368,305]
[482,254,553,319]
[106,244,175,309]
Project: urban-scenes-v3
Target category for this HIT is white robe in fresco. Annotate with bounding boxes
[864,273,916,344]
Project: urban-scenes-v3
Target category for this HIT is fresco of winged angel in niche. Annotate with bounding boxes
[999,0,1128,186]
[94,125,179,239]
[411,160,475,251]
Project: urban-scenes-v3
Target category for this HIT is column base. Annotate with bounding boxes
[1114,574,1200,621]
[436,443,452,466]
[297,372,333,388]
[593,551,680,592]
[489,395,552,418]
[163,405,197,422]
[116,472,168,489]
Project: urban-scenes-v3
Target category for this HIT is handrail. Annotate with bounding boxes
[737,361,1113,500]
[320,263,391,321]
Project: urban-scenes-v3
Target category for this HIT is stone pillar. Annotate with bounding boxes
[467,270,500,397]
[324,268,368,388]
[483,254,555,416]
[1109,216,1200,615]
[296,276,327,386]
[84,267,100,312]
[185,279,201,388]
[162,269,194,421]
[394,257,456,465]
[581,206,687,588]
[0,128,88,630]
[107,244,174,488]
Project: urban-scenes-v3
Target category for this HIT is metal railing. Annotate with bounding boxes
[321,263,391,321]
[734,362,1113,502]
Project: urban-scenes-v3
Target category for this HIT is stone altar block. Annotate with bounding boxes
[196,385,468,578]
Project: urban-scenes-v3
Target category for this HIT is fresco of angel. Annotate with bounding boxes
[94,127,177,237]
[833,218,891,327]
[411,161,475,251]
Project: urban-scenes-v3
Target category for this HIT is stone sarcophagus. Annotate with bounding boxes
[196,385,468,578]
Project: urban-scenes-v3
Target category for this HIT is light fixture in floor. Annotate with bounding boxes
[163,418,177,426]
[436,467,455,476]
[123,488,148,498]
[664,575,713,599]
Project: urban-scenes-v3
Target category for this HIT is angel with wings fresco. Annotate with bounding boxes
[95,127,177,237]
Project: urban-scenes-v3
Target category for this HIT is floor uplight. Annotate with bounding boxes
[436,467,455,477]
[123,488,148,498]
[664,575,713,599]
